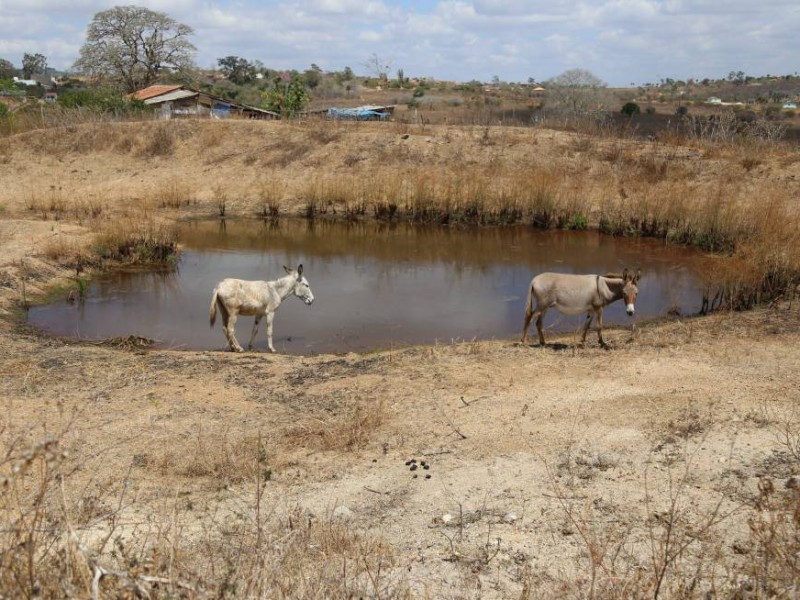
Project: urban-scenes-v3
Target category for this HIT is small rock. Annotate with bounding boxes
[410,464,418,471]
[425,474,431,479]
[442,514,453,524]
[423,464,430,470]
[503,512,518,524]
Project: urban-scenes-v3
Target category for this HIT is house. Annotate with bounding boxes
[783,101,797,110]
[706,96,722,104]
[131,84,278,120]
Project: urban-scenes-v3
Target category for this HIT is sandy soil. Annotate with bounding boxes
[1,120,800,598]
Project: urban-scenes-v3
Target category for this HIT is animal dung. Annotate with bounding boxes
[405,457,432,477]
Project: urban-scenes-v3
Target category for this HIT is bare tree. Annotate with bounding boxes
[74,6,196,93]
[544,68,610,117]
[363,53,392,82]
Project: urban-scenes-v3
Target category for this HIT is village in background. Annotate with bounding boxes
[1,46,799,135]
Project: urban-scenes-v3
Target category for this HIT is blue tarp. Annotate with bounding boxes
[326,107,389,121]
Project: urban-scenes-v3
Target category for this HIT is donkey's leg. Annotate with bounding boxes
[535,308,548,346]
[595,308,608,349]
[265,312,276,353]
[248,315,262,350]
[225,311,244,353]
[580,312,594,346]
[521,307,536,343]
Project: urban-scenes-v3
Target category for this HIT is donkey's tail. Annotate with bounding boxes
[524,278,535,317]
[209,287,219,327]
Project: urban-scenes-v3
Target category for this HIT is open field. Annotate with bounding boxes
[2,119,800,598]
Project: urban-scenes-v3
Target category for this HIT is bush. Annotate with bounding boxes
[412,86,426,98]
[645,106,657,115]
[675,105,689,117]
[57,88,147,112]
[0,102,7,117]
[621,102,640,116]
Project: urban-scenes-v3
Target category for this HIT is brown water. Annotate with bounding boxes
[29,220,711,354]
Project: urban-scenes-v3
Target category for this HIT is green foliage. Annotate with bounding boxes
[0,102,7,117]
[262,78,309,117]
[412,86,426,98]
[217,56,257,85]
[57,88,148,112]
[22,53,47,78]
[621,102,640,116]
[0,58,16,79]
[645,106,657,115]
[675,105,689,117]
[303,68,321,89]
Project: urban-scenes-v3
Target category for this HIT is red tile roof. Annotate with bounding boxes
[132,85,184,101]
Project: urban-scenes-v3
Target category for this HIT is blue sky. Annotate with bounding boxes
[0,0,798,86]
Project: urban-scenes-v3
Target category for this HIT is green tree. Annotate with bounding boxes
[217,56,256,85]
[22,53,47,78]
[0,58,16,79]
[621,102,640,116]
[303,67,321,89]
[262,78,309,117]
[74,6,196,93]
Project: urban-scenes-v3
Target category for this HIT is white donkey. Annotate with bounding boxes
[209,265,314,353]
[521,268,640,348]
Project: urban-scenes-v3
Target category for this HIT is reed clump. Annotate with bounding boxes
[92,217,179,266]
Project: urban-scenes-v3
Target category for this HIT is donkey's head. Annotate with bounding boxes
[621,268,641,316]
[284,265,314,305]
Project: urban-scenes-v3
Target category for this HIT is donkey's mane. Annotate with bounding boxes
[603,272,624,279]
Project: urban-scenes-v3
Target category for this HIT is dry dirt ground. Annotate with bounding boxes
[1,120,800,598]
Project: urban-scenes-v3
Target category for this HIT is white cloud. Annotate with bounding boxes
[0,0,797,83]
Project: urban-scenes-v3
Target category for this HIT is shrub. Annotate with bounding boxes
[621,102,640,116]
[57,88,147,112]
[412,86,426,98]
[675,105,689,117]
[645,106,657,115]
[0,102,7,117]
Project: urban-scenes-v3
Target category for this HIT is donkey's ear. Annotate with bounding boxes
[283,265,292,274]
[633,269,641,284]
[622,267,629,282]
[297,264,303,277]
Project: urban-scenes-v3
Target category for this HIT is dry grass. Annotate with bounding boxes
[3,111,800,596]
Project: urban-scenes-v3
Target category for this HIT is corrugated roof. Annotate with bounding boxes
[132,85,184,101]
[142,89,198,104]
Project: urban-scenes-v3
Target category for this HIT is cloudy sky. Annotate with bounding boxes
[0,0,798,86]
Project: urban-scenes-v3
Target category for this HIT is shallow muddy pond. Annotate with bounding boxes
[30,220,712,354]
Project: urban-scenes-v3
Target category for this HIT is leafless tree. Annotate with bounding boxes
[74,6,196,93]
[544,68,610,118]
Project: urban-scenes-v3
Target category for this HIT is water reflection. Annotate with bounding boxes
[29,220,712,354]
